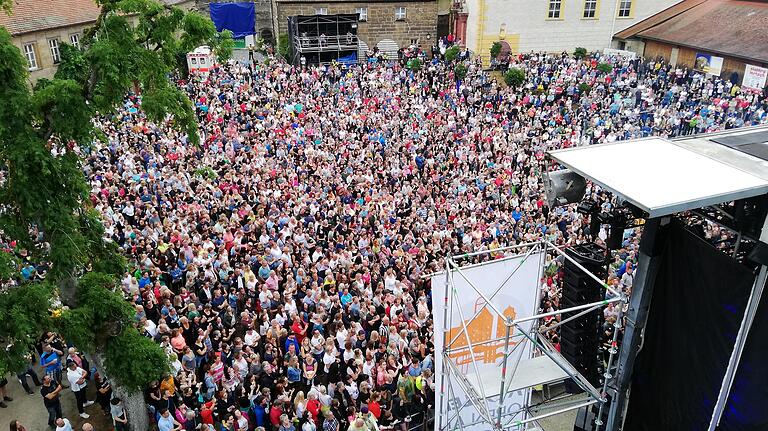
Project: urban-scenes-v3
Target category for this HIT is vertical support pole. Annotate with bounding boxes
[438,257,451,431]
[708,214,768,430]
[496,322,512,429]
[595,293,626,431]
[606,217,670,430]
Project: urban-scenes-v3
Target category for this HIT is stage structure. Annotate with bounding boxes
[431,241,625,431]
[548,126,768,430]
[287,14,359,66]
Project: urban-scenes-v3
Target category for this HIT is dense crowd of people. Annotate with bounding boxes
[7,46,768,431]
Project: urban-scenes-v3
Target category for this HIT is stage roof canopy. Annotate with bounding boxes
[549,127,768,218]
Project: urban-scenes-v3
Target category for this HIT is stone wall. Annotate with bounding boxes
[276,1,438,55]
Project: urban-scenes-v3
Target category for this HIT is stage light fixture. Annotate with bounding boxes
[545,169,587,208]
[577,199,597,215]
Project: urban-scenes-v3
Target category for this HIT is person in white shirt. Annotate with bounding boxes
[66,361,94,418]
[55,418,73,431]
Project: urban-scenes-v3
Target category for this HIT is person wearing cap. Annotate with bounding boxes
[66,359,94,418]
[359,406,379,431]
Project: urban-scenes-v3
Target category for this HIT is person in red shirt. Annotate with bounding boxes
[269,400,284,427]
[306,392,321,423]
[367,394,382,420]
[200,399,215,426]
[290,315,308,344]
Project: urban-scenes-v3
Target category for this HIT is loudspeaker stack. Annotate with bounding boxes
[561,243,608,394]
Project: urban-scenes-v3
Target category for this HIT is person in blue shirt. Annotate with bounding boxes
[339,288,353,307]
[138,272,151,290]
[284,334,300,357]
[40,344,63,383]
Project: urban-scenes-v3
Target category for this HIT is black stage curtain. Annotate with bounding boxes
[719,275,768,431]
[624,221,754,431]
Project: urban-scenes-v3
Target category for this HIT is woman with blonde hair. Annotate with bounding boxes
[293,390,306,418]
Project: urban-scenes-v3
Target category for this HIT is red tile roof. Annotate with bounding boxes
[0,0,102,36]
[615,0,706,40]
[618,0,768,64]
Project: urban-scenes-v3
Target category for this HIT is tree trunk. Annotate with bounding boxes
[89,354,150,431]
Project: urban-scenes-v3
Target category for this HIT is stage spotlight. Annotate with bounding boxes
[577,199,597,215]
[545,169,587,208]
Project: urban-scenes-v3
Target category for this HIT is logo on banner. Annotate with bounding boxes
[446,299,518,370]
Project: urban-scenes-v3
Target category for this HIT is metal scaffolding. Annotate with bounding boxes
[435,240,627,430]
[287,14,360,66]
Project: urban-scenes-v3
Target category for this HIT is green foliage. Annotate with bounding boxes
[578,82,592,94]
[194,166,218,180]
[0,0,222,392]
[0,282,53,375]
[278,33,292,59]
[406,57,423,71]
[58,307,96,351]
[58,272,166,391]
[490,41,502,59]
[215,30,235,64]
[445,45,461,63]
[92,241,128,275]
[55,43,88,85]
[0,250,20,281]
[504,67,526,88]
[105,327,170,392]
[454,63,468,80]
[597,62,613,74]
[574,47,587,59]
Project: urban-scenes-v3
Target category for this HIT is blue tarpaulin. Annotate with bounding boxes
[209,3,255,39]
[338,52,357,65]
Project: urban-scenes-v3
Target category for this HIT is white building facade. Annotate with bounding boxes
[456,0,679,61]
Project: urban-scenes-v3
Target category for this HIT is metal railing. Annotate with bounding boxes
[294,34,359,51]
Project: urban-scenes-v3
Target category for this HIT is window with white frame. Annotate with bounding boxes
[583,0,598,18]
[315,7,327,15]
[395,6,406,20]
[548,0,562,19]
[70,33,80,49]
[618,0,632,17]
[356,7,368,21]
[23,43,38,70]
[48,38,60,64]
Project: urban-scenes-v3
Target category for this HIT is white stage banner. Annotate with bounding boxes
[743,64,768,91]
[432,251,544,431]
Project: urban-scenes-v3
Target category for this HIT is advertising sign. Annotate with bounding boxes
[603,48,637,59]
[432,251,543,431]
[743,64,768,91]
[694,53,724,76]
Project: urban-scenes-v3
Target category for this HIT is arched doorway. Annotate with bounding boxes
[375,39,399,61]
[358,40,370,61]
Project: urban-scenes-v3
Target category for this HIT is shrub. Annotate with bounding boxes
[490,41,502,59]
[445,45,461,62]
[574,47,588,59]
[597,62,613,74]
[578,83,592,94]
[407,58,423,71]
[454,63,468,80]
[504,68,526,88]
[277,33,292,59]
